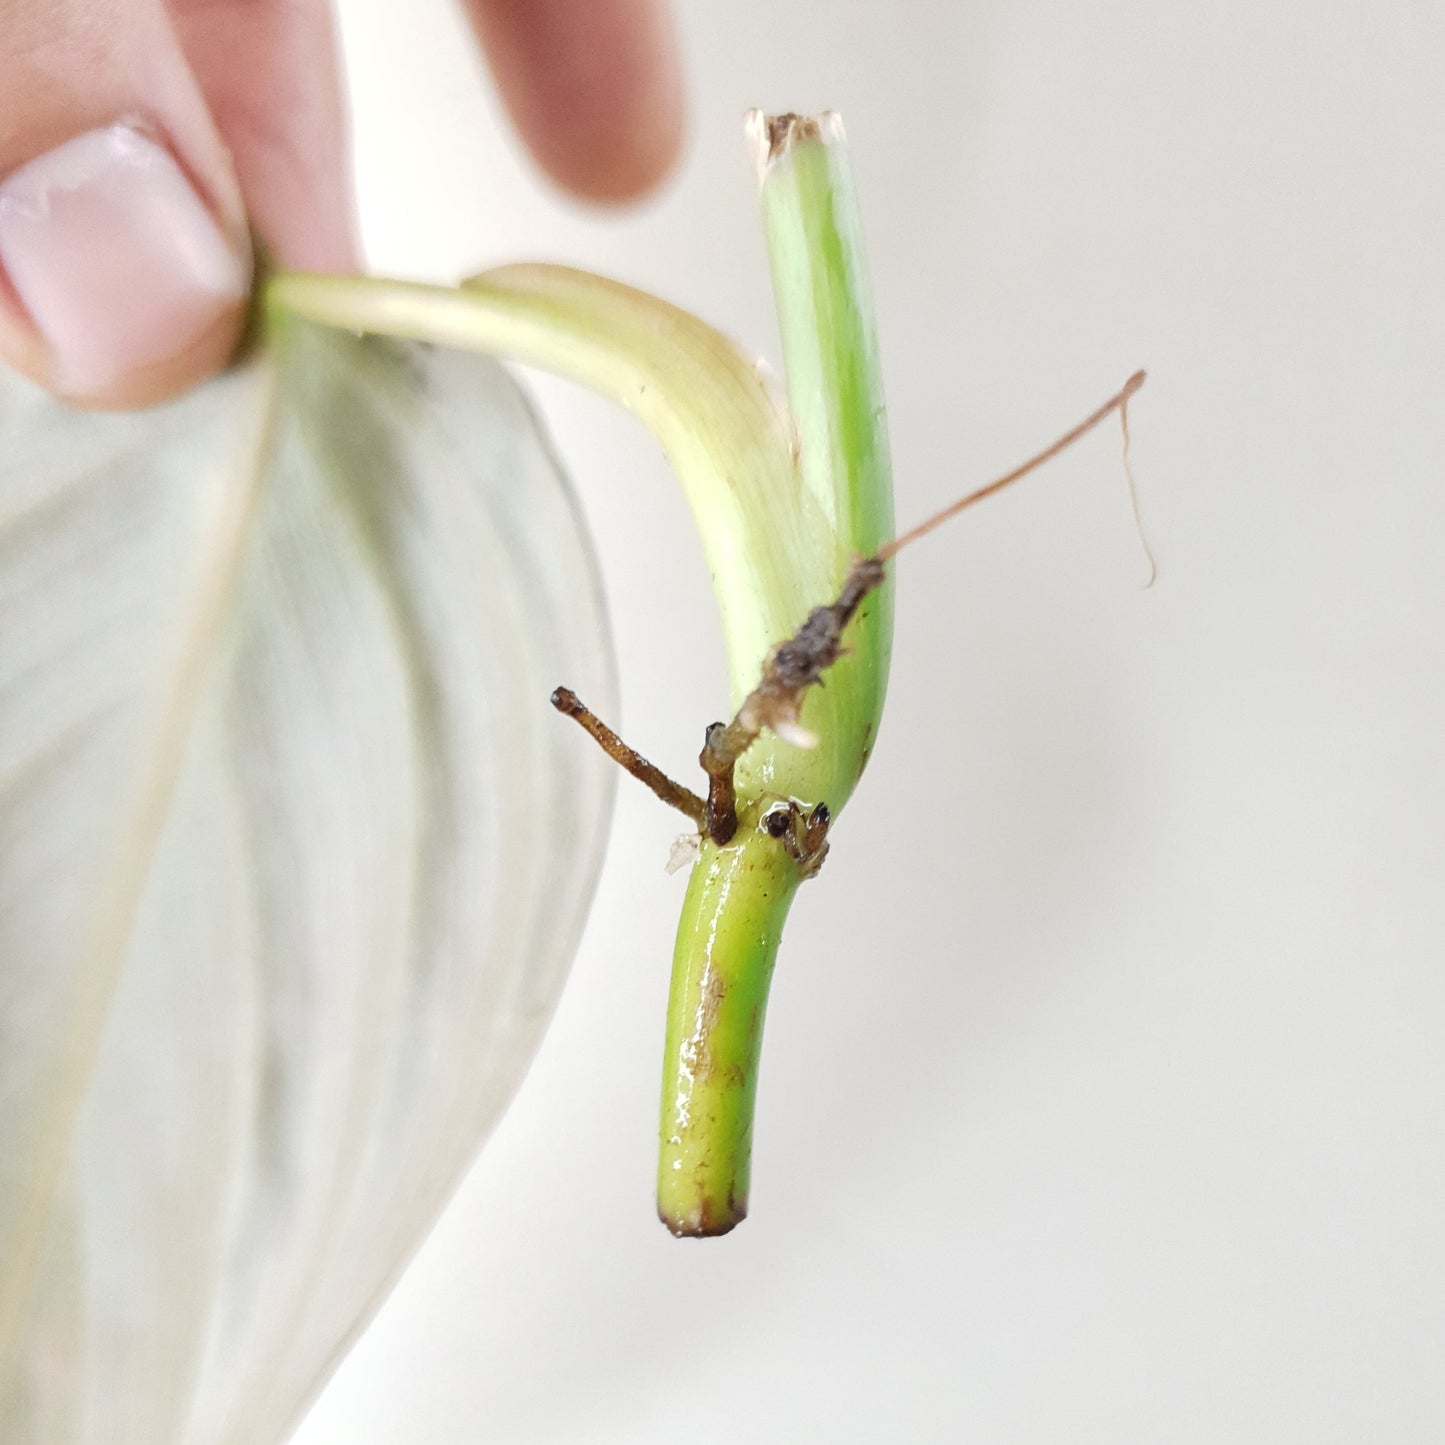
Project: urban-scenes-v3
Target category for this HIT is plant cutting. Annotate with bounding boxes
[261,108,894,1244]
[0,108,1142,1437]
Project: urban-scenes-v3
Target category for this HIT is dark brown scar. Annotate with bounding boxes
[698,555,883,845]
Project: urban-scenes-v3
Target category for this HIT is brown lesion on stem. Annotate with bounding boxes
[697,553,884,845]
[553,371,1148,861]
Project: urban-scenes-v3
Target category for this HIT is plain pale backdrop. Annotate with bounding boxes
[295,3,1445,1441]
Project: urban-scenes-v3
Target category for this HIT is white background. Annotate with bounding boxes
[297,3,1445,1440]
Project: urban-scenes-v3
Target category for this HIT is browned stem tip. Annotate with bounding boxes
[659,1202,747,1238]
[764,111,822,158]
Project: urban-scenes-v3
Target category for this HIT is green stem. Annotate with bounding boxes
[657,834,800,1235]
[753,109,894,778]
[659,113,894,1235]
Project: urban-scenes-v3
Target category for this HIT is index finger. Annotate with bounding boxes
[464,0,685,203]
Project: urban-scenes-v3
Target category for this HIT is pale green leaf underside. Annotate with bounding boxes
[0,324,615,1442]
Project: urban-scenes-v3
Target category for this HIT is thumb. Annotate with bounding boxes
[0,1,252,408]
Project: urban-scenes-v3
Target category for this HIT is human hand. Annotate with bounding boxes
[0,0,683,409]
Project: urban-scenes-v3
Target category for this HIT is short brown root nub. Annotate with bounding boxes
[551,688,706,827]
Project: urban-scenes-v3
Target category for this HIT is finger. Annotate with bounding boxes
[464,0,685,203]
[167,0,355,273]
[0,0,252,407]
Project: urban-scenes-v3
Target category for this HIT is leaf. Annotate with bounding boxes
[0,320,615,1442]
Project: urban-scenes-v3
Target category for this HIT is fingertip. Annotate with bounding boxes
[532,93,685,206]
[0,302,249,412]
[469,0,687,205]
[0,124,252,408]
[170,0,358,273]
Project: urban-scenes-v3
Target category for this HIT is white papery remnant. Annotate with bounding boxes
[0,324,615,1443]
[665,834,701,876]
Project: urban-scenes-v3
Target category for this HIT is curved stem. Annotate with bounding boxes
[658,832,801,1236]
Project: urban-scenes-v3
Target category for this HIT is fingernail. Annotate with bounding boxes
[0,124,250,397]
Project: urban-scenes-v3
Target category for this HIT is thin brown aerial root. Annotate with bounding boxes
[878,369,1147,561]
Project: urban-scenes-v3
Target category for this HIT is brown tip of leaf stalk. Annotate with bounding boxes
[745,109,846,183]
[764,112,821,157]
